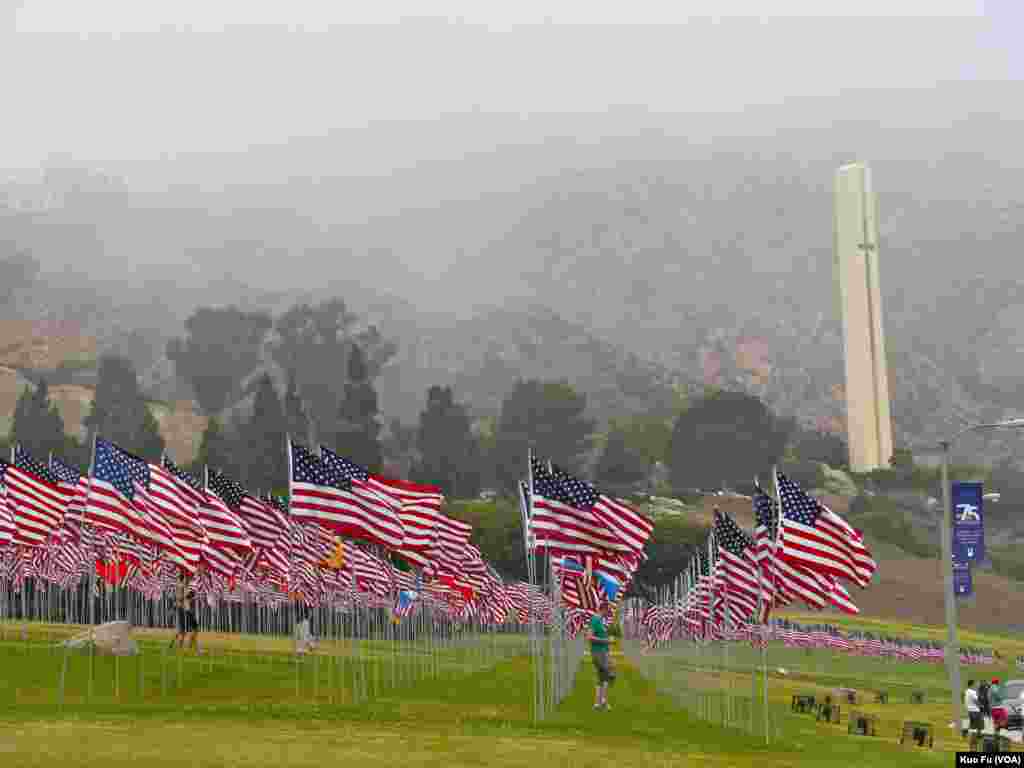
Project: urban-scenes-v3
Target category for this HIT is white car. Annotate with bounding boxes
[993,680,1024,732]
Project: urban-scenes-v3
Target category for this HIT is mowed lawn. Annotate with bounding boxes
[4,617,1021,767]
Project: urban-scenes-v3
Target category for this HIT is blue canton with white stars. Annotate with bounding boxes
[776,473,823,526]
[550,464,600,509]
[207,468,247,509]
[162,456,201,491]
[753,487,778,538]
[698,547,710,576]
[93,438,150,501]
[50,457,81,485]
[713,509,753,556]
[320,447,369,482]
[14,445,59,484]
[291,443,348,491]
[529,456,561,500]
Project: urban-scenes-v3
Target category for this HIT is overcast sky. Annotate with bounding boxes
[0,1,1019,173]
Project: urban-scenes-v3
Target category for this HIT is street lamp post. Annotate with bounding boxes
[937,418,1024,733]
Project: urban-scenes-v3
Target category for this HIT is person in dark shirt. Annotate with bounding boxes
[170,570,201,653]
[170,570,189,650]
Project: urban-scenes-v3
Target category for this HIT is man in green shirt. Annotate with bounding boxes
[990,678,1003,707]
[589,613,614,710]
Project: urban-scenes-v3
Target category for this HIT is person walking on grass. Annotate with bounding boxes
[590,612,614,711]
[965,679,983,744]
[170,570,201,654]
[170,570,188,650]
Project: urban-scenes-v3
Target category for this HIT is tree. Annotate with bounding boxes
[473,417,498,491]
[412,385,480,498]
[138,404,166,460]
[282,369,309,443]
[594,428,649,494]
[382,418,418,478]
[330,344,382,472]
[192,418,236,478]
[667,390,789,493]
[271,299,396,439]
[167,306,272,415]
[493,379,594,493]
[241,374,287,491]
[84,355,165,459]
[631,516,706,590]
[11,379,67,461]
[616,414,673,473]
[792,429,848,468]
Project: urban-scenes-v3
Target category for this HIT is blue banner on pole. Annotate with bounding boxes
[952,481,985,562]
[953,559,973,599]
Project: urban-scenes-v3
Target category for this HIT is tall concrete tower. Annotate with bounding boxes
[834,162,893,472]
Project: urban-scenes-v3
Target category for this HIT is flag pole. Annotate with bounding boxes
[87,434,98,629]
[754,475,769,745]
[768,465,786,742]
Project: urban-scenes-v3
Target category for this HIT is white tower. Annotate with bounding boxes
[834,162,893,472]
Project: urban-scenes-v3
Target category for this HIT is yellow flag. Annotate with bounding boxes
[321,538,346,570]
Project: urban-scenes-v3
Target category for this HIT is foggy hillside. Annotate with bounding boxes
[3,81,1024,453]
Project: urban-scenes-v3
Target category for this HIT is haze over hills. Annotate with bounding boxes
[2,82,1024,462]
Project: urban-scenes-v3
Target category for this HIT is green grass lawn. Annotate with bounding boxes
[0,619,999,767]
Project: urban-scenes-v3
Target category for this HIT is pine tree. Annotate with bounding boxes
[413,385,479,497]
[11,378,67,461]
[139,405,166,461]
[594,428,648,495]
[493,379,593,493]
[84,355,165,459]
[332,344,382,472]
[193,418,236,478]
[242,374,288,491]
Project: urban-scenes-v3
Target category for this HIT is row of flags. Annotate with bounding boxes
[521,453,655,622]
[622,606,996,665]
[0,435,566,627]
[636,469,877,644]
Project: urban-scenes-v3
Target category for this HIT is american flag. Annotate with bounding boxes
[528,456,629,556]
[5,446,67,546]
[50,456,90,544]
[86,438,186,566]
[425,512,473,577]
[549,464,653,556]
[163,457,251,576]
[208,468,289,575]
[776,471,876,587]
[713,509,768,623]
[551,554,599,611]
[288,442,403,550]
[0,478,15,547]
[146,462,208,573]
[753,486,828,610]
[327,454,444,571]
[318,448,408,549]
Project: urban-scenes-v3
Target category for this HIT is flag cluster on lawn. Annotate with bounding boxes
[522,452,652,634]
[0,436,554,629]
[634,467,878,649]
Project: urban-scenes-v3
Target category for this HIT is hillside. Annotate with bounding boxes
[3,85,1024,463]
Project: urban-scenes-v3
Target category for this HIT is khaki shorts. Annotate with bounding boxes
[592,650,615,685]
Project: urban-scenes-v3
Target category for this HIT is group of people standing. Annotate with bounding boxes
[166,570,320,655]
[964,677,1005,743]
